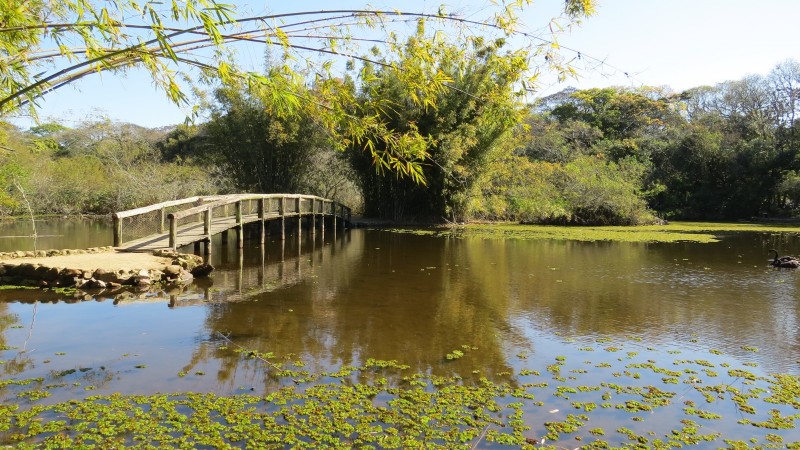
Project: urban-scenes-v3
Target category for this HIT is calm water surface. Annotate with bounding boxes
[1,218,799,446]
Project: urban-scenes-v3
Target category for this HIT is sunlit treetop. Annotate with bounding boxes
[0,0,596,181]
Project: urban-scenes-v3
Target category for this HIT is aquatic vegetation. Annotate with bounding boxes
[0,342,796,449]
[445,350,464,360]
[388,221,800,243]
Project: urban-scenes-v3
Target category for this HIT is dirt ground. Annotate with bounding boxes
[0,252,174,271]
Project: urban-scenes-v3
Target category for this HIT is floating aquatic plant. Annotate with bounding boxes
[0,336,798,448]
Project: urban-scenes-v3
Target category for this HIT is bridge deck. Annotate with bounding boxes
[114,194,350,252]
[120,212,297,252]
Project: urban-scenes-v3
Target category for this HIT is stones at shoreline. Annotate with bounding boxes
[0,247,214,292]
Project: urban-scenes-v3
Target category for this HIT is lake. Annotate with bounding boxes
[1,218,798,447]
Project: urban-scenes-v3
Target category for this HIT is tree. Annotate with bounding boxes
[0,0,596,180]
[200,80,326,194]
[348,34,528,222]
[0,118,219,215]
[546,87,678,162]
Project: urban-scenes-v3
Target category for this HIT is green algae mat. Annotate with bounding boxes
[389,221,800,243]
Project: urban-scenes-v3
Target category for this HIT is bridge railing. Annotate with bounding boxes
[113,194,352,249]
[112,196,218,247]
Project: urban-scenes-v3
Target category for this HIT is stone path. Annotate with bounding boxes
[0,252,173,271]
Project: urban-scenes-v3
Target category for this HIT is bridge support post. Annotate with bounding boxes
[204,209,212,242]
[296,197,302,241]
[320,200,325,236]
[113,215,122,247]
[169,216,177,250]
[236,200,243,248]
[259,198,266,245]
[311,199,317,245]
[332,204,337,237]
[280,197,286,241]
[311,200,316,235]
[159,207,166,233]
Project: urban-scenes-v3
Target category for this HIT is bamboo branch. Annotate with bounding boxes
[215,331,282,370]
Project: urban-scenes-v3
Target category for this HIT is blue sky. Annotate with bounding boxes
[10,0,800,129]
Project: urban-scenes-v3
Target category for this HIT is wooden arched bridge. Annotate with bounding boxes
[112,194,351,252]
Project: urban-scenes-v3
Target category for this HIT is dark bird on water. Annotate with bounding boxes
[769,249,800,268]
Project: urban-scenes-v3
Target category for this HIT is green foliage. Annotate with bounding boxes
[201,81,331,194]
[0,0,596,181]
[476,154,656,225]
[166,77,362,208]
[557,155,656,225]
[2,322,800,447]
[0,118,221,216]
[206,86,315,193]
[525,61,800,221]
[0,0,236,116]
[348,36,525,221]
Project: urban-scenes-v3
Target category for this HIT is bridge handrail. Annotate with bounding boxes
[113,194,258,219]
[166,194,344,221]
[113,196,205,220]
[167,196,252,221]
[113,193,352,249]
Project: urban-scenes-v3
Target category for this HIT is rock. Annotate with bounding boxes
[34,265,51,279]
[59,268,83,286]
[92,268,126,284]
[18,263,39,279]
[114,270,132,284]
[179,270,194,284]
[113,291,135,305]
[163,265,184,280]
[133,276,152,287]
[190,263,214,278]
[43,267,61,282]
[2,264,17,276]
[84,279,107,289]
[60,268,82,278]
[92,268,108,279]
[153,249,178,258]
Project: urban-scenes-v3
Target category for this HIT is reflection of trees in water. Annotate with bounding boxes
[181,230,518,390]
[0,302,34,377]
[759,232,800,362]
[176,230,800,389]
[465,235,800,372]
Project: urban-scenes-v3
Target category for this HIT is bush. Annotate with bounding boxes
[472,155,658,225]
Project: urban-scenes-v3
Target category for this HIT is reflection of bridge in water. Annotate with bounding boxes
[112,194,352,252]
[166,229,356,308]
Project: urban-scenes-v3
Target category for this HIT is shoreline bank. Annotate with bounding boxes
[0,247,213,294]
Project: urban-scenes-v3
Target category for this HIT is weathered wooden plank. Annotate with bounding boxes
[121,213,266,252]
[116,193,352,252]
[114,196,204,219]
